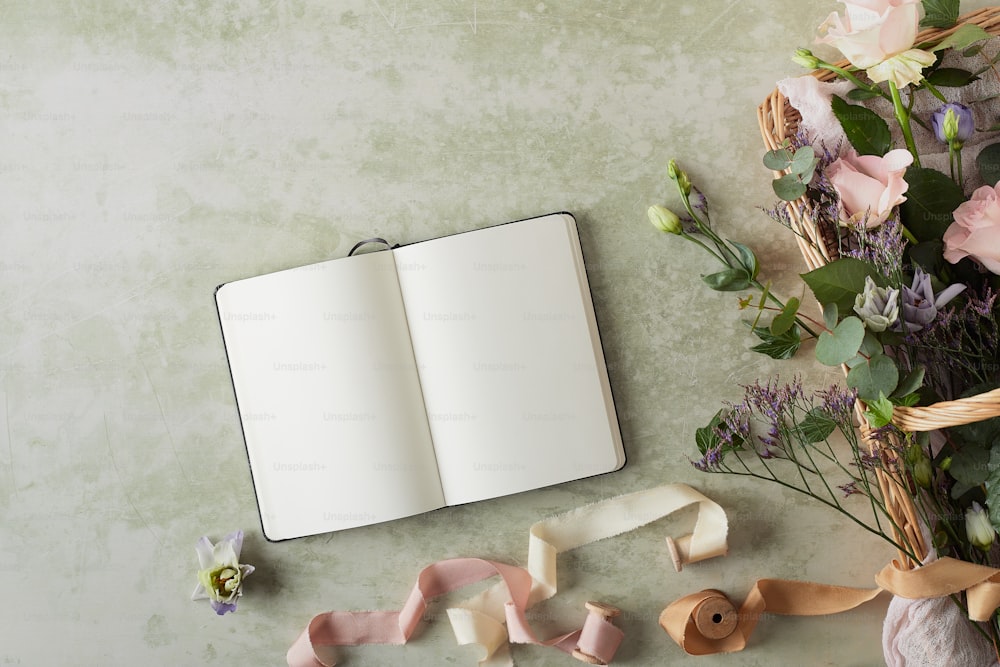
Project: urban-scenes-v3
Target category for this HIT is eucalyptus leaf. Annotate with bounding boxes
[789,146,816,174]
[815,317,865,366]
[702,268,751,291]
[773,173,808,201]
[763,148,793,171]
[832,95,891,156]
[822,302,839,330]
[846,354,900,402]
[801,257,874,310]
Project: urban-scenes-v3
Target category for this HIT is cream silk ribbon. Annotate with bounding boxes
[286,483,729,666]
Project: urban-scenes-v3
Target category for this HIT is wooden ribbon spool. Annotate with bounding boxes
[572,601,621,665]
[691,590,738,640]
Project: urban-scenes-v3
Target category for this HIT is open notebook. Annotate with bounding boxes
[216,212,625,540]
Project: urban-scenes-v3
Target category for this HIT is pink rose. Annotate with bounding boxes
[944,183,1000,274]
[816,0,922,69]
[826,148,914,228]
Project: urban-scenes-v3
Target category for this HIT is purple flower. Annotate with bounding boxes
[931,103,974,147]
[693,444,725,471]
[899,267,966,333]
[192,530,255,615]
[817,384,857,424]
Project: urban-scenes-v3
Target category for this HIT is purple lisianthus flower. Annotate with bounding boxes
[899,267,966,333]
[931,103,974,147]
[192,530,255,615]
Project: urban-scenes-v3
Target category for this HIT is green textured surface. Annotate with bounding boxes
[4,1,970,664]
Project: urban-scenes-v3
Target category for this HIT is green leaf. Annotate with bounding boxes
[985,448,1000,533]
[789,146,816,175]
[702,268,751,291]
[797,408,838,443]
[931,23,990,51]
[977,142,1000,187]
[908,240,945,275]
[729,241,759,280]
[770,297,800,337]
[948,446,991,487]
[832,95,891,156]
[801,257,874,310]
[750,324,801,360]
[695,410,725,454]
[822,302,839,330]
[863,394,894,428]
[815,316,865,366]
[763,148,793,171]
[892,366,926,398]
[900,167,965,242]
[924,67,978,87]
[920,0,960,29]
[846,88,880,102]
[846,354,900,402]
[772,173,807,201]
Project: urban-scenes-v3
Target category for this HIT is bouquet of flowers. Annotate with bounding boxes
[649,1,1000,663]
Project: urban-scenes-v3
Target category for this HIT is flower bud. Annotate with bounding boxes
[647,205,682,235]
[965,502,995,552]
[667,159,692,195]
[931,103,974,148]
[912,458,933,488]
[792,48,821,69]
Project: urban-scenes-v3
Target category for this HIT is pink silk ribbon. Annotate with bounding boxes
[285,557,624,666]
[286,484,729,666]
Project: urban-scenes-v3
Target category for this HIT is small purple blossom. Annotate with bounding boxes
[693,444,725,471]
[817,384,857,424]
[931,102,974,146]
[838,481,860,497]
[843,216,907,280]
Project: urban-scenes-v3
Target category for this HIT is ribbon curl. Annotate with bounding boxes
[287,483,729,666]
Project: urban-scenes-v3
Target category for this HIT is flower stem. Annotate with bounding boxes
[889,81,921,168]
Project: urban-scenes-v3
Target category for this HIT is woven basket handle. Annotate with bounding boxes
[891,387,1000,432]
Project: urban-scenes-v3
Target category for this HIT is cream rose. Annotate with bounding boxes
[816,0,935,87]
[943,183,1000,274]
[826,148,914,228]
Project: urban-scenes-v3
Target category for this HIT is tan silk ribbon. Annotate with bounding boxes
[661,556,1000,655]
[287,483,729,666]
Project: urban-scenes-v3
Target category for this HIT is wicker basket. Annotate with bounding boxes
[757,7,1000,569]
